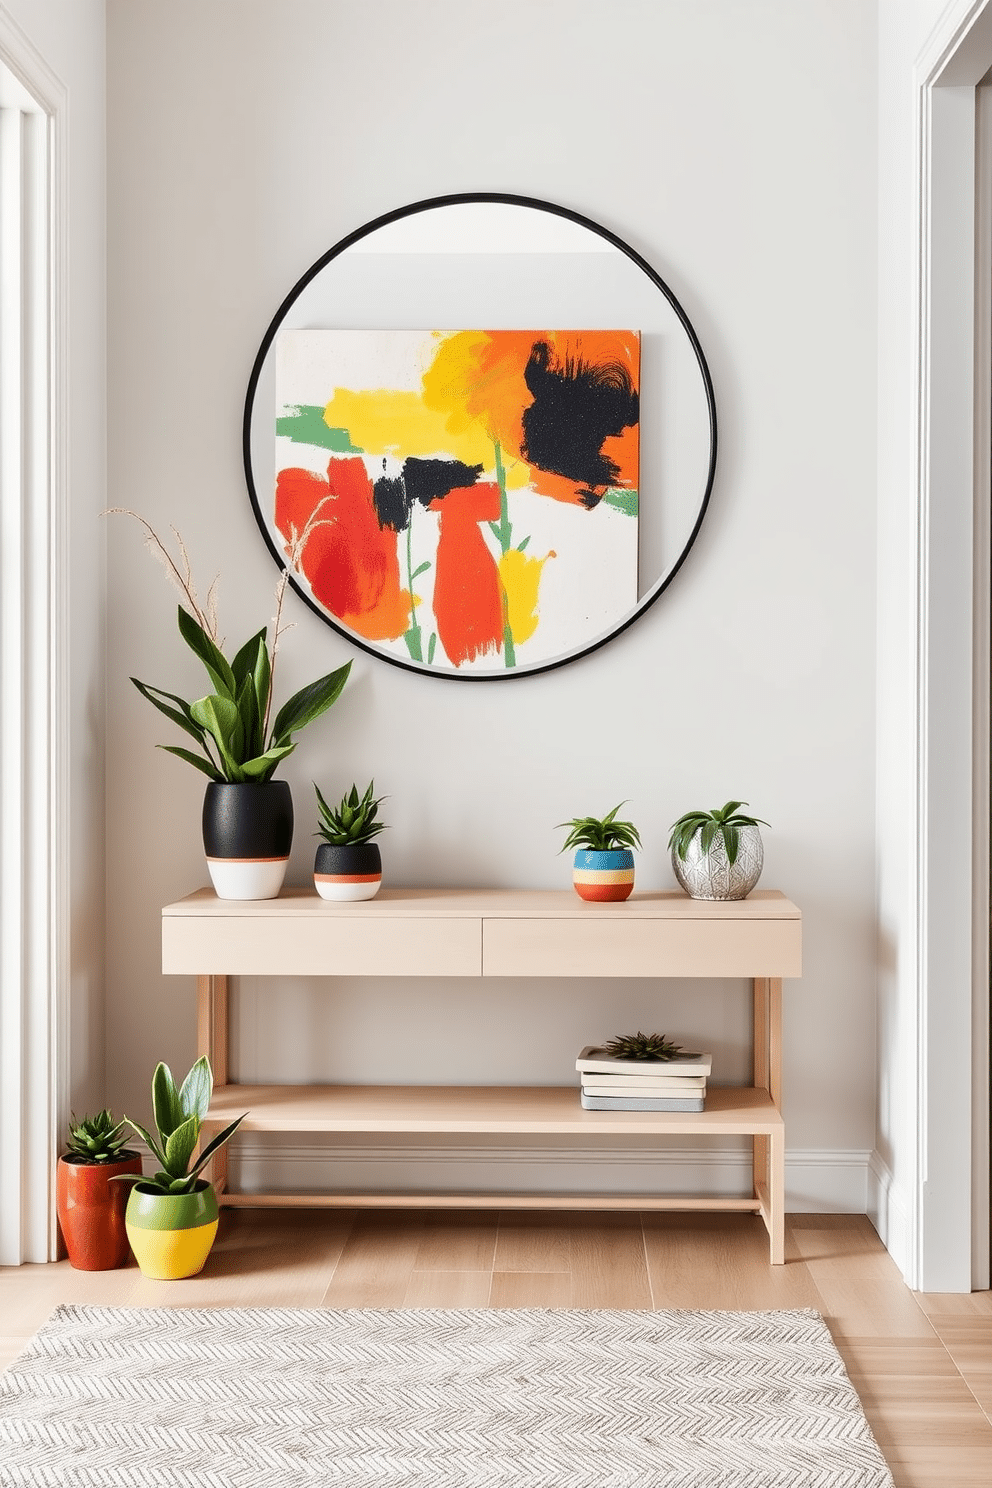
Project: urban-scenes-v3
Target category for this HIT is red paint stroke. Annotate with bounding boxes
[275,458,409,641]
[429,482,503,666]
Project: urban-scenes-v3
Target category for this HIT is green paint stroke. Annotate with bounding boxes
[492,441,515,669]
[602,487,638,517]
[276,405,362,453]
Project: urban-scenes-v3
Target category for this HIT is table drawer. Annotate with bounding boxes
[482,916,801,978]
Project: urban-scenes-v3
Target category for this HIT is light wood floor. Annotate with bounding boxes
[2,1210,990,1486]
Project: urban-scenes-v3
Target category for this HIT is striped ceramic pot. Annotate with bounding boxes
[125,1180,220,1280]
[572,848,635,902]
[202,781,293,900]
[314,842,382,900]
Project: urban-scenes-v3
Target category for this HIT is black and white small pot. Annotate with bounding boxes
[314,841,382,901]
[202,781,293,900]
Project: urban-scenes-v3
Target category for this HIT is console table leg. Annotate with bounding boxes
[769,1124,785,1264]
[752,977,770,1195]
[196,973,229,1193]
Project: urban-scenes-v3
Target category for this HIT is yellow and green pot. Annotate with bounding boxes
[124,1180,219,1280]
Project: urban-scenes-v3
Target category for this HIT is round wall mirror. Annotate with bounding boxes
[244,193,716,681]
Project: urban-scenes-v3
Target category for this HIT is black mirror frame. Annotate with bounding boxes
[243,191,717,682]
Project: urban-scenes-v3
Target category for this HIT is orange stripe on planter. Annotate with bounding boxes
[313,873,382,884]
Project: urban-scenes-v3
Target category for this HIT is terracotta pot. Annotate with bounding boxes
[56,1152,143,1270]
[125,1179,220,1280]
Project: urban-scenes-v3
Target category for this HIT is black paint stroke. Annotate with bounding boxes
[521,341,639,509]
[372,456,484,532]
[404,457,483,508]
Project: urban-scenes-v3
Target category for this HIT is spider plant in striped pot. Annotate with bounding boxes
[558,803,642,902]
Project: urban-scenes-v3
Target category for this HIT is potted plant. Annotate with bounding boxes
[557,803,641,901]
[120,1056,246,1280]
[668,799,769,900]
[55,1110,142,1271]
[111,509,351,899]
[313,780,387,900]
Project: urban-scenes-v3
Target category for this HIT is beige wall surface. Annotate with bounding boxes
[105,0,878,1201]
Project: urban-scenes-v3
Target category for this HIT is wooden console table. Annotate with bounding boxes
[162,887,801,1263]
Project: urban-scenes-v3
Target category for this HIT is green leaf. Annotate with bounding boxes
[178,1056,213,1121]
[717,800,745,822]
[723,822,740,865]
[177,607,236,698]
[488,521,502,541]
[427,634,437,664]
[270,661,351,745]
[517,536,531,552]
[125,1116,167,1173]
[240,744,296,781]
[151,1063,182,1141]
[236,671,261,761]
[411,561,431,580]
[188,1113,248,1180]
[130,679,206,745]
[163,1115,200,1179]
[159,745,223,782]
[231,629,267,691]
[700,821,718,856]
[190,694,246,780]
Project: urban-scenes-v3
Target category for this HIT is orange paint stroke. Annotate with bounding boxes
[422,330,639,507]
[429,482,503,667]
[275,458,410,641]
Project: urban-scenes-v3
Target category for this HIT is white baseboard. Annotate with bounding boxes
[226,1139,874,1213]
[866,1149,912,1278]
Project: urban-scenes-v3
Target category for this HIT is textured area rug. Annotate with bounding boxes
[0,1304,893,1487]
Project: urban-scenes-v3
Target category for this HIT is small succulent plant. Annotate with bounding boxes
[64,1109,135,1164]
[668,801,769,866]
[122,1057,245,1196]
[315,780,387,846]
[596,1031,700,1062]
[558,803,641,853]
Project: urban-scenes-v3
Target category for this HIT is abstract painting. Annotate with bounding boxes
[274,329,640,674]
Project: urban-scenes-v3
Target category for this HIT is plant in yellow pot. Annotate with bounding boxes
[119,1057,246,1280]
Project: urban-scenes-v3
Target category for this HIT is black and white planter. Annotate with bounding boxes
[314,841,382,901]
[202,781,293,900]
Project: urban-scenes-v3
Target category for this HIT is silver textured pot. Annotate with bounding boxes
[672,824,764,900]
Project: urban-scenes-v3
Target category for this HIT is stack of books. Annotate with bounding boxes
[575,1046,712,1111]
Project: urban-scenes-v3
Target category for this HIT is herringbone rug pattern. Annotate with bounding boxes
[0,1304,893,1486]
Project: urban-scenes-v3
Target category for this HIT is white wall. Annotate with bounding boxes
[1,0,106,1122]
[106,0,879,1204]
[875,0,992,1290]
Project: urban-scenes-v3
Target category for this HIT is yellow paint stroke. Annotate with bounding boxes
[321,388,496,469]
[422,332,534,488]
[498,547,556,645]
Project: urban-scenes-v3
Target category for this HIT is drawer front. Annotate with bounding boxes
[482,917,801,978]
[163,915,482,976]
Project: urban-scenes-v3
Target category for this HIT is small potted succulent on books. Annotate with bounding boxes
[56,1110,142,1270]
[668,799,769,900]
[313,780,387,900]
[120,1056,246,1280]
[111,509,351,900]
[558,803,641,901]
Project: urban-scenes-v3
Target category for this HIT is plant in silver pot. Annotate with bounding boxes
[668,800,769,900]
[313,780,387,900]
[111,509,351,899]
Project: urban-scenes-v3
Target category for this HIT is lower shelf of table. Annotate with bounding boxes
[206,1083,782,1135]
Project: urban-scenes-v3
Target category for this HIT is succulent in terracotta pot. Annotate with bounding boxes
[56,1110,142,1271]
